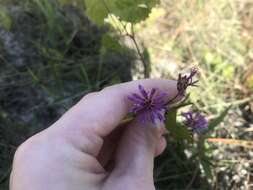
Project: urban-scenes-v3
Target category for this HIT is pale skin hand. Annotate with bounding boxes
[10,79,177,190]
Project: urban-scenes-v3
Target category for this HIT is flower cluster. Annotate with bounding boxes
[128,85,167,124]
[182,111,208,134]
[127,68,208,135]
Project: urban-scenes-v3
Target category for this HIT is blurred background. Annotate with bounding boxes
[0,0,253,189]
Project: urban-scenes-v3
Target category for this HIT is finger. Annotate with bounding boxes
[108,119,163,184]
[97,126,166,170]
[54,79,177,137]
[155,126,168,157]
[155,137,167,157]
[51,79,177,157]
[97,124,126,168]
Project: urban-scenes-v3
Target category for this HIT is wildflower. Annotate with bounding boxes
[182,111,208,134]
[177,68,198,96]
[128,85,167,124]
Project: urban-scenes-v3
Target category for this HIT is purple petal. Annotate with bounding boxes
[138,112,147,123]
[130,105,144,113]
[128,96,143,104]
[138,85,148,99]
[150,111,156,124]
[149,88,157,99]
[152,100,166,107]
[153,92,167,102]
[132,93,145,101]
[153,96,166,103]
[153,105,166,112]
[156,111,165,122]
[182,111,208,134]
[193,124,208,134]
[182,112,193,120]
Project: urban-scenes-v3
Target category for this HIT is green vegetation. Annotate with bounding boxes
[1,0,253,189]
[137,0,253,189]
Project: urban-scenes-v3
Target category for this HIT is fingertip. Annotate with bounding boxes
[155,137,167,157]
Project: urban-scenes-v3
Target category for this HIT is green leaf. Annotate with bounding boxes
[84,0,113,25]
[113,0,160,23]
[58,0,85,8]
[173,102,193,109]
[200,158,213,179]
[101,34,123,52]
[222,64,235,80]
[207,106,231,132]
[84,0,159,25]
[0,8,12,30]
[165,109,193,142]
[165,108,177,128]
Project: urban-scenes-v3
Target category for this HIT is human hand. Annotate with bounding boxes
[10,79,177,190]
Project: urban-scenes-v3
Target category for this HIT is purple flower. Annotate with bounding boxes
[182,111,208,134]
[128,85,167,124]
[177,68,198,96]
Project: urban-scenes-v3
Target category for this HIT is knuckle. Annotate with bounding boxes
[81,92,98,101]
[14,139,32,163]
[13,134,43,163]
[85,92,98,98]
[101,85,113,93]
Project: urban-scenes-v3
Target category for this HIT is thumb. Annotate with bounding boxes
[109,120,166,186]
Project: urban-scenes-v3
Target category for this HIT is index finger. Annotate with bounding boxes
[54,79,177,137]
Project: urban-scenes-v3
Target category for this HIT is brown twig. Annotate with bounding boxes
[101,0,150,78]
[128,24,150,78]
[165,93,180,106]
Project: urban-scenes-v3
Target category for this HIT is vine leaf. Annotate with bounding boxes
[113,0,160,23]
[101,34,123,53]
[84,0,113,25]
[84,0,159,25]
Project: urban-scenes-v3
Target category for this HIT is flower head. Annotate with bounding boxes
[177,68,198,96]
[128,85,167,124]
[182,111,208,134]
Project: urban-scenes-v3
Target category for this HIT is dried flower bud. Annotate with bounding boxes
[177,68,198,96]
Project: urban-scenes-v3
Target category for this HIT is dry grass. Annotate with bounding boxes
[137,0,253,189]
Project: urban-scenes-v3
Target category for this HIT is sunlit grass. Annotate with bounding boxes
[136,0,253,188]
[138,0,252,114]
